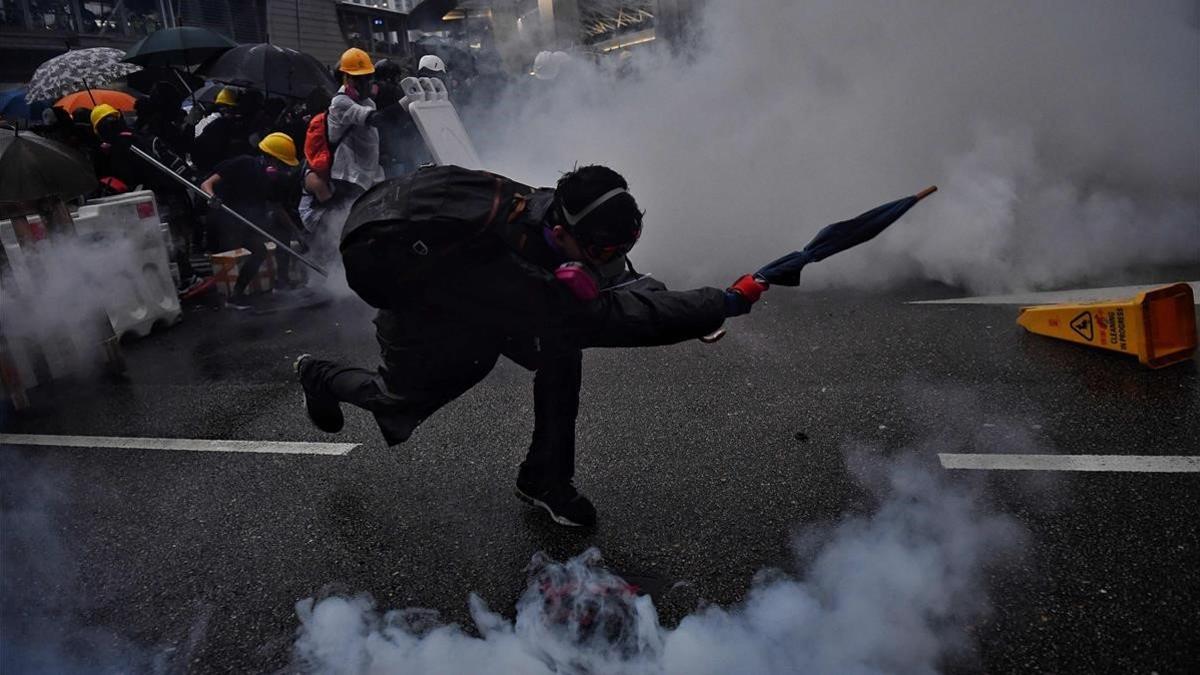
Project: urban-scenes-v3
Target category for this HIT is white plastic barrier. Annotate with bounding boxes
[400,76,483,169]
[0,190,181,340]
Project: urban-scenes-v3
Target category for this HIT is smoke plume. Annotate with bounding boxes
[0,230,141,381]
[470,0,1200,292]
[0,451,161,673]
[292,450,1024,674]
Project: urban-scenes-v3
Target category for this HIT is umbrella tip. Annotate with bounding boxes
[916,185,938,201]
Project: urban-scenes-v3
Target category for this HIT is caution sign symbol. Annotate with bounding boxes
[1070,311,1094,341]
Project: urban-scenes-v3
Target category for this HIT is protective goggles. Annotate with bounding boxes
[583,237,638,264]
[561,187,643,262]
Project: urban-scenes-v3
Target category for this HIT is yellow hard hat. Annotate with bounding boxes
[338,47,375,76]
[215,87,238,107]
[90,103,121,132]
[258,132,299,167]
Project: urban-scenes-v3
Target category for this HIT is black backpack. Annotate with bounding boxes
[340,165,532,309]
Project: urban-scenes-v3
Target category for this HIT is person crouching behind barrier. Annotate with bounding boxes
[92,104,205,294]
[200,132,303,308]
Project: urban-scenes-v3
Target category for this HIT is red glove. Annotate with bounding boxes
[725,274,769,316]
[730,274,768,302]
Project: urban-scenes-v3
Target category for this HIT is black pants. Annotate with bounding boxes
[159,191,195,283]
[519,348,582,484]
[233,235,268,297]
[299,315,583,486]
[217,208,292,296]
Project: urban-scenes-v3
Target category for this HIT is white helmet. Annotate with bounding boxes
[418,55,446,73]
[532,51,560,80]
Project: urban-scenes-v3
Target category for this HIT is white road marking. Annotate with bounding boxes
[0,433,357,456]
[909,281,1200,305]
[939,453,1200,473]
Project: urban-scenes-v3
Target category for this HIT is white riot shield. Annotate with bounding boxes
[399,76,483,170]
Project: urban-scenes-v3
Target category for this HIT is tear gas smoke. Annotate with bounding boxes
[0,230,139,374]
[292,450,1024,674]
[0,452,160,673]
[469,0,1199,292]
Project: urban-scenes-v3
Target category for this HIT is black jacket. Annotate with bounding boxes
[375,186,726,364]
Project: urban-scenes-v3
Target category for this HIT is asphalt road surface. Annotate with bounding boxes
[2,277,1197,673]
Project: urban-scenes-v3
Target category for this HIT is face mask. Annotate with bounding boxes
[346,77,370,100]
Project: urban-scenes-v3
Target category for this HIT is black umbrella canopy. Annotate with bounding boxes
[199,43,336,99]
[124,67,204,98]
[124,26,237,68]
[0,127,97,203]
[190,82,225,106]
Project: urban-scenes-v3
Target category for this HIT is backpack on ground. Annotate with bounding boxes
[340,165,531,309]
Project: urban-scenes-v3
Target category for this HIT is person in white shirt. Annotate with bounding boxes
[193,87,238,137]
[301,48,402,259]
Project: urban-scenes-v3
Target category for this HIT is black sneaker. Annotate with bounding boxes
[515,478,597,527]
[294,354,345,433]
[226,293,254,310]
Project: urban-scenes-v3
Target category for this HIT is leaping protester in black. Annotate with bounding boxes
[296,163,934,527]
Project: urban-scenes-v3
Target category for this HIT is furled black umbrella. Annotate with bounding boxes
[755,186,937,286]
[123,26,237,68]
[198,43,336,99]
[0,127,97,203]
[25,48,142,103]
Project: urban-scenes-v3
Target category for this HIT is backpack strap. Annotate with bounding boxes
[505,194,531,253]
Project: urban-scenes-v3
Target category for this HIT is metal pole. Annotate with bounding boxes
[172,68,197,107]
[128,144,330,277]
[98,0,127,37]
[69,0,84,33]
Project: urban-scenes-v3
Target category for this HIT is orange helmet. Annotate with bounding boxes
[338,48,375,76]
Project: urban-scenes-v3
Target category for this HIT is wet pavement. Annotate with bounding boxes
[2,278,1198,673]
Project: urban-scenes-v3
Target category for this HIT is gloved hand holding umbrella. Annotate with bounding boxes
[708,186,937,338]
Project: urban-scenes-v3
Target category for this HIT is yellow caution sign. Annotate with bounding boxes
[1017,283,1197,368]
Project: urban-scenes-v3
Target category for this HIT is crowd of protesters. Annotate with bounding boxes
[5,46,494,309]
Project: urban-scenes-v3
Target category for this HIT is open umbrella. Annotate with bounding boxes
[755,186,938,286]
[190,82,231,106]
[123,26,237,68]
[1,89,30,120]
[125,67,204,98]
[25,48,142,103]
[199,43,336,99]
[0,127,98,203]
[55,89,140,114]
